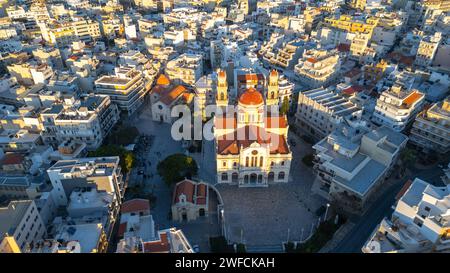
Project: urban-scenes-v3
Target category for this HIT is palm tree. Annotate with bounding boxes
[400,148,417,175]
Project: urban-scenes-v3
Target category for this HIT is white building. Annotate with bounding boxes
[372,85,425,132]
[0,200,46,252]
[363,178,450,253]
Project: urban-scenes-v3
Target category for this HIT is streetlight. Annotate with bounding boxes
[324,203,330,222]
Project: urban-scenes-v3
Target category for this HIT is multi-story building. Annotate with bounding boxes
[415,32,442,68]
[41,95,119,150]
[214,72,292,187]
[372,85,425,132]
[295,87,362,141]
[165,53,203,86]
[294,49,341,89]
[363,178,450,253]
[95,67,147,116]
[409,97,450,154]
[312,125,408,213]
[46,157,124,207]
[0,200,46,252]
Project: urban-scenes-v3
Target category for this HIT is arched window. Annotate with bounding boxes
[221,172,228,181]
[270,91,274,99]
[245,157,249,167]
[220,93,224,100]
[259,156,263,167]
[244,175,249,183]
[257,174,263,183]
[250,173,257,183]
[278,172,285,180]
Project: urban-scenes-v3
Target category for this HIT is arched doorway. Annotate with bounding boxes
[199,208,205,217]
[250,173,257,184]
[232,172,238,183]
[268,172,274,182]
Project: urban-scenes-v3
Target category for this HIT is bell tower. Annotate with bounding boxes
[216,70,228,108]
[266,70,279,106]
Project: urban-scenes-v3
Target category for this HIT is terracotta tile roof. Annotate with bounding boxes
[342,85,364,95]
[396,180,413,201]
[217,125,290,155]
[403,91,424,107]
[238,87,264,105]
[156,74,170,85]
[173,179,195,203]
[196,184,207,205]
[214,116,237,130]
[237,73,264,83]
[121,199,150,214]
[1,153,24,165]
[160,85,187,105]
[143,233,170,253]
[307,57,318,63]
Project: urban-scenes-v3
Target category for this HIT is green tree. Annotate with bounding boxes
[280,96,290,115]
[88,145,136,173]
[400,148,417,173]
[157,154,198,186]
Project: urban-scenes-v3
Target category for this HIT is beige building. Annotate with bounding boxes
[294,49,341,88]
[95,67,148,116]
[295,87,362,141]
[214,71,292,187]
[409,97,450,153]
[172,179,209,222]
[165,53,203,85]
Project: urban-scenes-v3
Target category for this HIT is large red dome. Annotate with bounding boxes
[239,88,264,105]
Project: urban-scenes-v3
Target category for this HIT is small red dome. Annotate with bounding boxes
[239,88,264,105]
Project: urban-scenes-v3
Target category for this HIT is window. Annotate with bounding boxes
[245,157,249,167]
[259,156,263,167]
[221,172,228,181]
[222,161,227,167]
[413,217,423,227]
[278,172,285,180]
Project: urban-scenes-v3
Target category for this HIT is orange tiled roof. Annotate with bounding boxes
[121,199,150,214]
[217,125,290,155]
[173,179,195,203]
[143,233,170,253]
[156,74,170,85]
[239,87,264,105]
[160,85,187,105]
[1,153,24,165]
[403,91,423,106]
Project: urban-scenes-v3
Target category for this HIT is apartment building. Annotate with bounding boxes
[312,126,408,213]
[415,32,442,68]
[409,97,450,154]
[165,53,203,85]
[46,157,124,207]
[294,49,341,89]
[372,85,425,132]
[95,67,147,116]
[363,178,450,253]
[46,95,119,150]
[295,87,362,141]
[0,200,46,252]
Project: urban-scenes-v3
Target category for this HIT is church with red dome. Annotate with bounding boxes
[214,69,292,187]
